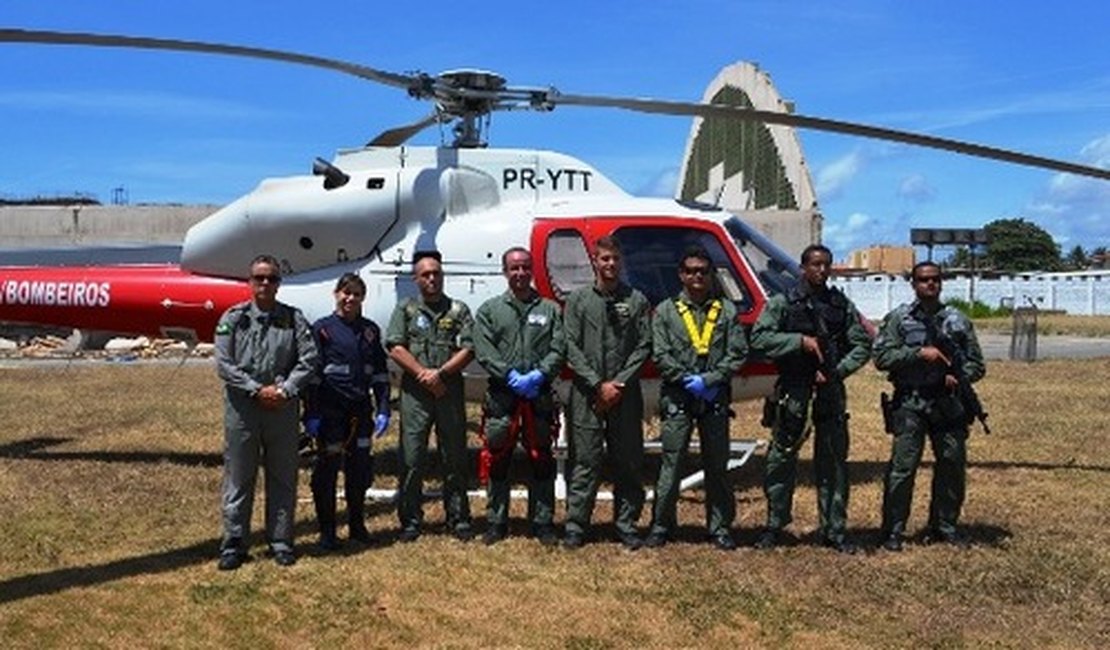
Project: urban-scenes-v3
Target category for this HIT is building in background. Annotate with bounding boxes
[677,62,820,260]
[845,245,915,275]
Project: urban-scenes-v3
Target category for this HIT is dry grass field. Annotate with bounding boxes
[971,314,1110,338]
[1,357,1108,648]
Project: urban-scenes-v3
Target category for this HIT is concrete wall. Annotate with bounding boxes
[832,273,1110,318]
[0,204,216,248]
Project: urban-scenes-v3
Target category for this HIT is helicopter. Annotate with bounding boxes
[1,28,1108,404]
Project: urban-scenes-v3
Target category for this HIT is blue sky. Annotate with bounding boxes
[1,1,1108,259]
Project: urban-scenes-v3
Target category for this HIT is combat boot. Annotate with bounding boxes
[754,529,780,550]
[881,533,904,552]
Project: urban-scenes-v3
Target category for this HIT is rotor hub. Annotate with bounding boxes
[432,69,505,116]
[427,69,507,147]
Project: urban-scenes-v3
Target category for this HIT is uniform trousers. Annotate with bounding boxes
[398,380,471,532]
[649,389,733,538]
[221,392,300,552]
[311,395,373,538]
[882,392,968,537]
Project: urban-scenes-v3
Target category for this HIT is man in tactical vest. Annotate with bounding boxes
[563,236,653,550]
[473,247,565,546]
[304,272,391,551]
[386,250,476,543]
[874,261,985,551]
[644,245,747,551]
[214,254,318,570]
[751,244,872,554]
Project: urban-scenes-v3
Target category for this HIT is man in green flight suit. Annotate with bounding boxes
[473,246,565,546]
[563,235,653,551]
[874,261,986,551]
[386,250,476,543]
[645,245,747,551]
[750,244,872,554]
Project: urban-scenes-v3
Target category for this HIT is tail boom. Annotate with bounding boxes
[0,264,250,342]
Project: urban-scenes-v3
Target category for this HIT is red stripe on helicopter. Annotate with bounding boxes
[0,264,250,341]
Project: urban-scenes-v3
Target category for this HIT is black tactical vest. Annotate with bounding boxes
[779,285,850,373]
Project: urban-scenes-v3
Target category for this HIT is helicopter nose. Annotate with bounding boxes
[181,195,254,279]
[181,172,403,280]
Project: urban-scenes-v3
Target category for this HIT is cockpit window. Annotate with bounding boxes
[611,226,753,311]
[723,216,800,296]
[544,229,594,301]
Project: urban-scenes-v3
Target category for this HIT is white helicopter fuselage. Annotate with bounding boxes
[0,145,785,404]
[199,146,780,403]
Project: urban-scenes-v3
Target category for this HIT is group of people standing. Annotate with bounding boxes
[211,238,984,570]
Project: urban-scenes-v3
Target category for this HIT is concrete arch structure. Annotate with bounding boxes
[678,62,821,259]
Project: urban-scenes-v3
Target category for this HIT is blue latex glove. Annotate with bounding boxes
[373,412,391,438]
[303,415,322,438]
[682,375,707,398]
[521,369,544,400]
[507,369,528,396]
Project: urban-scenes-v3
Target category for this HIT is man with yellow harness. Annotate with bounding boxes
[644,245,748,550]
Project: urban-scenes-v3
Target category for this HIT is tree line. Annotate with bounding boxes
[944,218,1106,273]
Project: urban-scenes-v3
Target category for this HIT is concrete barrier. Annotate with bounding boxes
[0,204,216,248]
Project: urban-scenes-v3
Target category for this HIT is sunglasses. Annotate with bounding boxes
[251,274,281,284]
[914,276,942,284]
[681,266,711,277]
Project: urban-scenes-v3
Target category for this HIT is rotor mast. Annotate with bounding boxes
[416,69,555,148]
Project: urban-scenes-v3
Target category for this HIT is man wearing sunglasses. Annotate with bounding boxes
[873,261,985,551]
[213,254,318,569]
[644,245,747,551]
[750,244,872,554]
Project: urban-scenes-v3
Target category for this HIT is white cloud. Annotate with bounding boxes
[1079,134,1110,167]
[1025,133,1110,247]
[897,173,936,202]
[823,211,874,255]
[875,84,1110,133]
[635,166,679,198]
[815,150,864,200]
[822,209,918,259]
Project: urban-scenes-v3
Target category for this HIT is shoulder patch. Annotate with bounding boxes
[215,322,232,336]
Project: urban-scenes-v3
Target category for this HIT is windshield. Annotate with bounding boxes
[723,216,800,297]
[612,225,753,312]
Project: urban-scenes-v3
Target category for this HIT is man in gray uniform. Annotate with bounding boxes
[473,247,565,546]
[563,236,652,550]
[874,261,986,551]
[214,254,318,570]
[386,250,476,543]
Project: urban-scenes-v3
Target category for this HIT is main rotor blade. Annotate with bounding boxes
[368,112,442,147]
[0,28,419,91]
[553,92,1110,181]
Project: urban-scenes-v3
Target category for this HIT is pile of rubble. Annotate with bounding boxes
[0,333,215,359]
